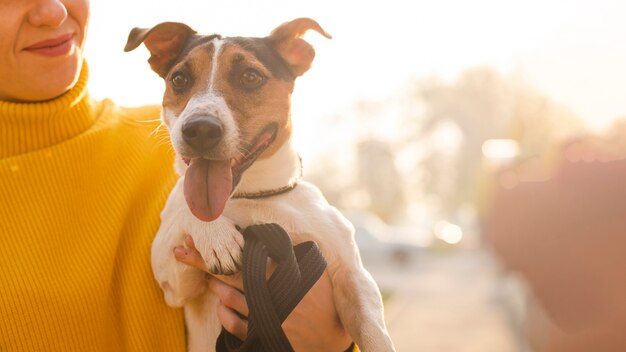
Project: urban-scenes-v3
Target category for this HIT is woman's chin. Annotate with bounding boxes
[17,56,82,102]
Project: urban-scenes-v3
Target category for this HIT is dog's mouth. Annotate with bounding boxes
[182,123,278,222]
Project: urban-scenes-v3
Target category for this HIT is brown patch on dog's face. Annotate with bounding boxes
[160,40,216,127]
[210,39,295,159]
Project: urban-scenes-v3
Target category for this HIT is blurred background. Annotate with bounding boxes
[87,1,626,351]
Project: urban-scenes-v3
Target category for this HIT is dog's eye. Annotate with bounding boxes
[171,72,190,91]
[240,69,265,89]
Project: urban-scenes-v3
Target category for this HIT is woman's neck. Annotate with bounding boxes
[0,63,99,158]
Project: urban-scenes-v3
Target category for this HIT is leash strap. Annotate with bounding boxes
[215,223,327,352]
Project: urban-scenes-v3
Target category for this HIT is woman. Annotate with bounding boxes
[0,1,353,350]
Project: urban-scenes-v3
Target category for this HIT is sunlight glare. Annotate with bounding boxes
[435,221,463,245]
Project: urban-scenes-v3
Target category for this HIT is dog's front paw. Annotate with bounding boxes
[191,222,244,275]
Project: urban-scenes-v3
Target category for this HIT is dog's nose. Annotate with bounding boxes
[182,115,224,152]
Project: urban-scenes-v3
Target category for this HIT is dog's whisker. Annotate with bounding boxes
[140,118,163,123]
[151,132,168,143]
[234,149,248,159]
[122,118,164,127]
[152,133,170,144]
[150,121,167,137]
[236,145,251,157]
[153,140,170,148]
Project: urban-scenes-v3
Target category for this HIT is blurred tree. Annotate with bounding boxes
[356,140,407,222]
[410,68,585,220]
[304,67,587,228]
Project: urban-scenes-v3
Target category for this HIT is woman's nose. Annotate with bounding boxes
[28,0,68,28]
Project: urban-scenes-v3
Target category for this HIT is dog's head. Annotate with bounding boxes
[125,18,330,222]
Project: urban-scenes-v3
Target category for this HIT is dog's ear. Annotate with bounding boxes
[267,18,331,77]
[124,22,197,77]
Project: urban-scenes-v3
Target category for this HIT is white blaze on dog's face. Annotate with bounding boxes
[162,38,238,161]
[125,18,331,222]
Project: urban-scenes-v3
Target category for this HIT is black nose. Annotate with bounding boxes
[182,115,224,152]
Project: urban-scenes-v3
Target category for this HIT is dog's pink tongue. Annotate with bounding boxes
[184,159,232,222]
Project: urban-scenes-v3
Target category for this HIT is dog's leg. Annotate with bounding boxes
[330,263,396,352]
[185,293,222,352]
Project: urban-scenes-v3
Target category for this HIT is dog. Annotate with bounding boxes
[125,18,395,352]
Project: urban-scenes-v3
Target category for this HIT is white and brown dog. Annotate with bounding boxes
[125,18,395,352]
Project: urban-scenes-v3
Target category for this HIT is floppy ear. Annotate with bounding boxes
[124,22,197,77]
[267,18,332,77]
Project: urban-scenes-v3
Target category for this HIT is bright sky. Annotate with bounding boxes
[86,0,626,159]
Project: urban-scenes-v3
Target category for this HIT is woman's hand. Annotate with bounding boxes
[174,235,353,352]
[485,140,626,332]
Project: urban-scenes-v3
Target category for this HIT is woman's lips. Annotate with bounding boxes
[24,33,75,57]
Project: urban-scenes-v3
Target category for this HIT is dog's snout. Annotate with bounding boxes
[182,115,223,152]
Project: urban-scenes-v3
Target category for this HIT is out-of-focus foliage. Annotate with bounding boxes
[356,140,407,222]
[308,67,588,225]
[409,68,586,219]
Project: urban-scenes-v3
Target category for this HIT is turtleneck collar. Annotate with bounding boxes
[0,63,100,158]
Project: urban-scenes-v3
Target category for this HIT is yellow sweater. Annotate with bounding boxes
[0,65,186,351]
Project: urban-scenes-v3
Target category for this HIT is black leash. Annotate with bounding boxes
[215,223,327,352]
